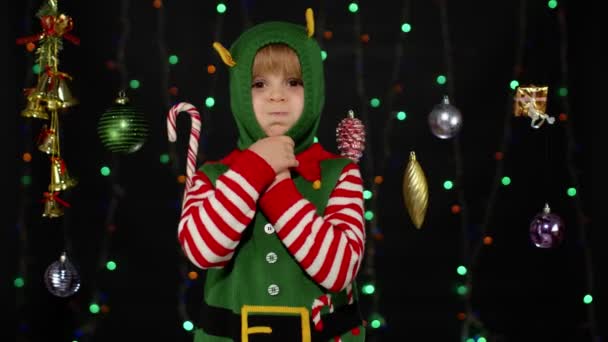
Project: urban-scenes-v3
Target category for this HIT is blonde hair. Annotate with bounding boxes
[252,44,302,78]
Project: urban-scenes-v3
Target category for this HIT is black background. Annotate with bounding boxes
[6,1,601,341]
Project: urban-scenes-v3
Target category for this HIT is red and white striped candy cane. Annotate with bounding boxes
[311,284,355,341]
[167,102,201,191]
[311,294,334,332]
[346,283,354,304]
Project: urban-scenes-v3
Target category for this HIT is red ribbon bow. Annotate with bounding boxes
[51,157,67,174]
[42,191,71,208]
[16,14,80,46]
[36,126,55,145]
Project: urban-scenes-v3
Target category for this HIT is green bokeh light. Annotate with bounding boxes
[21,175,32,186]
[443,180,453,190]
[362,284,375,295]
[547,0,558,9]
[100,166,111,176]
[321,50,327,61]
[370,98,380,108]
[14,277,25,288]
[183,320,195,331]
[457,265,467,276]
[216,3,227,13]
[89,303,100,314]
[106,261,117,271]
[205,97,215,108]
[457,285,468,296]
[129,79,140,89]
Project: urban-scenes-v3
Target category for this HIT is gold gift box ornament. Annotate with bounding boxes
[513,85,555,128]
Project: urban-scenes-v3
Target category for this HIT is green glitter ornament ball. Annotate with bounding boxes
[98,91,149,153]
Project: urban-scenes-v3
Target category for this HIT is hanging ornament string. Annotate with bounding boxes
[436,0,481,339]
[15,0,38,337]
[72,0,132,338]
[555,7,598,339]
[464,1,528,340]
[167,102,202,197]
[348,3,383,336]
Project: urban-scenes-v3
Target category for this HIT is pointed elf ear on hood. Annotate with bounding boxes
[212,7,315,68]
[306,8,315,37]
[212,41,236,67]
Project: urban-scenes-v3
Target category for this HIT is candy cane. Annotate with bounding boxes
[311,294,334,332]
[311,284,356,341]
[346,283,353,304]
[167,102,201,191]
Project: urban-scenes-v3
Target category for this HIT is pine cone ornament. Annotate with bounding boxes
[336,110,366,163]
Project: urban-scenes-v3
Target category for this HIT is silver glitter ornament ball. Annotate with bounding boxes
[428,95,463,139]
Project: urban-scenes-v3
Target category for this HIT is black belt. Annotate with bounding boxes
[199,300,363,341]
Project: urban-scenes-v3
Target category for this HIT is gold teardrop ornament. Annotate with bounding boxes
[402,151,429,229]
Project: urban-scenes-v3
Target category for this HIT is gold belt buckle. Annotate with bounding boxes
[241,305,311,342]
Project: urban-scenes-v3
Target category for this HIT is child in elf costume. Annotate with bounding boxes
[177,8,366,342]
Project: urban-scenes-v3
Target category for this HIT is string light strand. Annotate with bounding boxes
[555,6,598,341]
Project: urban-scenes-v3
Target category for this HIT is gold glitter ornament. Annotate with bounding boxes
[402,151,429,229]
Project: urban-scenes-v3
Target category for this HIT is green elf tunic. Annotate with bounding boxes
[181,12,367,342]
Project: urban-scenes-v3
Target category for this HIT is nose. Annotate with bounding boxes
[269,86,286,102]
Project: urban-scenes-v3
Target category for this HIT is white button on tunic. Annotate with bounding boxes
[267,284,280,296]
[265,252,278,264]
[264,223,275,234]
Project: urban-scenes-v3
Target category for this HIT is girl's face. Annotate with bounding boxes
[251,44,304,137]
[251,71,304,137]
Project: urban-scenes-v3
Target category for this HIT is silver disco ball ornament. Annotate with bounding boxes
[44,252,81,297]
[428,95,463,139]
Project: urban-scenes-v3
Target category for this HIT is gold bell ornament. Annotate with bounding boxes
[402,151,429,229]
[21,73,51,119]
[49,157,78,192]
[42,191,70,218]
[45,71,78,110]
[21,95,49,119]
[37,125,58,155]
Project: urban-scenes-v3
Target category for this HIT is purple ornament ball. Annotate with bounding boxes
[529,205,565,248]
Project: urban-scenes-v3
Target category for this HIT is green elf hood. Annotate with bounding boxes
[218,17,325,154]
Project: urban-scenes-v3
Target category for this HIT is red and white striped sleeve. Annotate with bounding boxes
[259,162,366,292]
[178,149,275,269]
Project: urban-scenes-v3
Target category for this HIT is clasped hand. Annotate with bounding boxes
[248,136,299,190]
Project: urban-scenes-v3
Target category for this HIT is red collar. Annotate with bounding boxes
[220,143,341,182]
